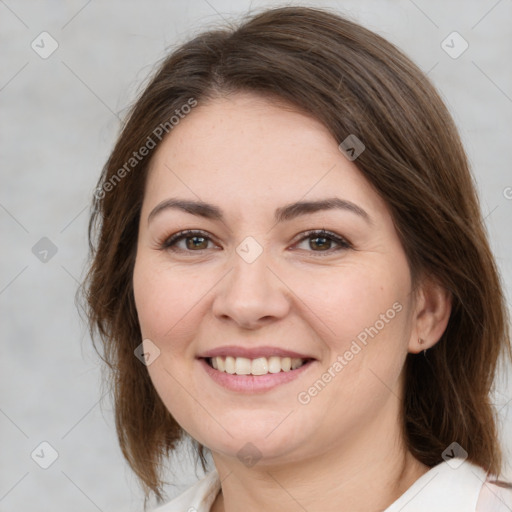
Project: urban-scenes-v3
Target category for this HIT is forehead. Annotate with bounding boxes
[151,92,335,170]
[143,92,388,222]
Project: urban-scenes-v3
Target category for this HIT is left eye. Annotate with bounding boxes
[161,229,351,254]
[293,229,351,254]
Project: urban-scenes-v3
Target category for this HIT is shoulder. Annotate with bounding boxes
[150,471,220,512]
[385,458,510,512]
[476,478,512,512]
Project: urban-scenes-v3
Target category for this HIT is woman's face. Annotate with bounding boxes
[133,92,419,466]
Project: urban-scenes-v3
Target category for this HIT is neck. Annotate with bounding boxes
[210,405,429,512]
[212,452,426,512]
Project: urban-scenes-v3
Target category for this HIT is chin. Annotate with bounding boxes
[210,439,299,467]
[202,425,306,465]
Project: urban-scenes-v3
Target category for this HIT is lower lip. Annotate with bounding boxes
[198,358,315,393]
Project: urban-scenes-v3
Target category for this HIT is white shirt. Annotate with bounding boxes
[151,458,512,512]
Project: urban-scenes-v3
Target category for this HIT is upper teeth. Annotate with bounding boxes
[210,356,306,375]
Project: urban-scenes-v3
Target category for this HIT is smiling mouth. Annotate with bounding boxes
[204,355,312,376]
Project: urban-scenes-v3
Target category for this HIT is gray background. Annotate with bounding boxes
[1,0,511,510]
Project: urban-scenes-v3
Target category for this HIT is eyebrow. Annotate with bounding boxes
[148,197,372,225]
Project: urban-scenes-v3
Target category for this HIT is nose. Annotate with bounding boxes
[211,247,291,329]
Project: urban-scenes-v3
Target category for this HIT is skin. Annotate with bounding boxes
[132,92,451,512]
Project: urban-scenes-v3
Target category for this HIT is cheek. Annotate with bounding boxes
[133,254,205,433]
[297,260,410,351]
[132,254,207,346]
[292,262,411,435]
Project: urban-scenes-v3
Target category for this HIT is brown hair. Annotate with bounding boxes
[82,5,512,505]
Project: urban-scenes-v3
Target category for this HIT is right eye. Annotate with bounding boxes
[160,229,219,252]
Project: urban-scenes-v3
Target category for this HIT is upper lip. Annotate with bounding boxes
[198,345,316,360]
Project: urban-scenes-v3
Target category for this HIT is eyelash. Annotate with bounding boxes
[160,229,352,256]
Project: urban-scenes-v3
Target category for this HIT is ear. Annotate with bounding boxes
[408,276,452,354]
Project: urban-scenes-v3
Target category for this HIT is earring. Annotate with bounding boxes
[419,337,428,357]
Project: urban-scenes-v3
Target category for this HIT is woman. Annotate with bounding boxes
[83,5,512,511]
